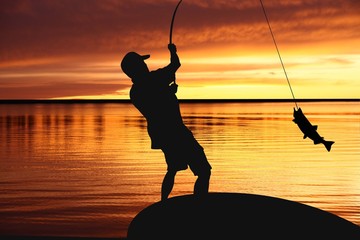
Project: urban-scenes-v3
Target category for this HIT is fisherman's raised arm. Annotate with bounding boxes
[168,43,181,71]
[150,44,181,86]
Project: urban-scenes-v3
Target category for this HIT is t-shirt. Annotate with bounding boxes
[130,65,186,149]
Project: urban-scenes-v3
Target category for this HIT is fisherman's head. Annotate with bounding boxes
[121,52,150,81]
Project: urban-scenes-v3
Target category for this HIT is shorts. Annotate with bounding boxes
[161,130,212,176]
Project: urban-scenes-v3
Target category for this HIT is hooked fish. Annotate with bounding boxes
[293,108,334,152]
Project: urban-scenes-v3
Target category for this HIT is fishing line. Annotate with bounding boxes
[259,0,299,110]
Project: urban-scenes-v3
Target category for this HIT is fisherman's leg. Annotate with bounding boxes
[161,170,177,201]
[194,168,211,197]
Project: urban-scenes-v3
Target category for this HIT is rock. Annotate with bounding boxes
[127,192,360,239]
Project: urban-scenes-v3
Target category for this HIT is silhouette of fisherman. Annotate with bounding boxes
[121,43,212,201]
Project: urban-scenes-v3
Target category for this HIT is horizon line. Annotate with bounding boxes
[0,98,359,104]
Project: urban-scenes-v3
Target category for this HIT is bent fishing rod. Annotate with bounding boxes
[259,0,299,110]
[169,0,183,86]
[170,0,183,44]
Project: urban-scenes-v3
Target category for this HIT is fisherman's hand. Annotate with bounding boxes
[168,43,177,53]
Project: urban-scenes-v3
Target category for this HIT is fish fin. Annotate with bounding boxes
[303,135,307,139]
[313,125,318,130]
[324,141,335,152]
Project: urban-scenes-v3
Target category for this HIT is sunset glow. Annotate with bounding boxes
[1,0,359,99]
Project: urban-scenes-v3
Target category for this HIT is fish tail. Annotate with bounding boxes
[324,141,335,152]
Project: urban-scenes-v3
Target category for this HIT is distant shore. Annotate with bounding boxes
[0,98,359,104]
[2,237,125,240]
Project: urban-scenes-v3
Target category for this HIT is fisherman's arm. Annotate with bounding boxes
[151,44,181,86]
[168,43,181,71]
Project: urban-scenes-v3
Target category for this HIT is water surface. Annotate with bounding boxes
[0,101,359,238]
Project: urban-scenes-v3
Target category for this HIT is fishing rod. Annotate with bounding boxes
[170,0,183,44]
[259,0,299,110]
[169,0,183,87]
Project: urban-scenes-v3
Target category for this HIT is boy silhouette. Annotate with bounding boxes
[121,43,211,200]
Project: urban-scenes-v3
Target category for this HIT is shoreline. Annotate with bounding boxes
[0,98,359,104]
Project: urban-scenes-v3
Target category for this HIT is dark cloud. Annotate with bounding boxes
[0,79,129,99]
[1,0,359,62]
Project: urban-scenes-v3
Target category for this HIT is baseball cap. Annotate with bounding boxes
[121,52,150,77]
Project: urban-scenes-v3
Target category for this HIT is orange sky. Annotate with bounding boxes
[1,0,359,99]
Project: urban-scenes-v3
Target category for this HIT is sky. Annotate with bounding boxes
[1,0,359,100]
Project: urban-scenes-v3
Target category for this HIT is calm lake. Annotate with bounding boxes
[0,101,359,238]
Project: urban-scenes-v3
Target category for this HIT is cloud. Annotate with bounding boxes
[1,0,359,62]
[0,78,128,99]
